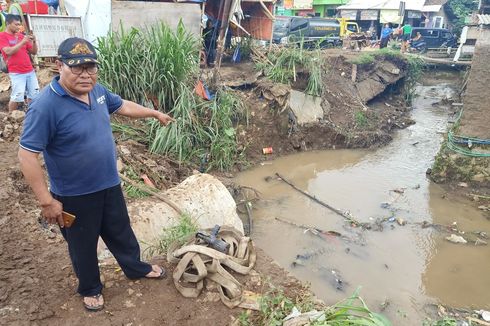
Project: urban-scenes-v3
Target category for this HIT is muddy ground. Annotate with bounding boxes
[0,52,485,325]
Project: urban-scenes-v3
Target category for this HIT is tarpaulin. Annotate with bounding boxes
[380,9,402,24]
[64,0,110,42]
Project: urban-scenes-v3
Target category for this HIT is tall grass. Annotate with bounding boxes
[97,21,199,111]
[142,213,198,259]
[242,287,391,326]
[257,43,324,97]
[97,22,247,171]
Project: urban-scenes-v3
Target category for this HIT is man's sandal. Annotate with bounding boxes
[145,265,166,279]
[83,294,104,312]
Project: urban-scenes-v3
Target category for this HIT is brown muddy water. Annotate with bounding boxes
[235,72,490,324]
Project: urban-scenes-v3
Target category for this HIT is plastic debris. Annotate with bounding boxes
[445,234,467,244]
[396,218,406,226]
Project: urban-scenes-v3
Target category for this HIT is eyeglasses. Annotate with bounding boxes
[67,64,98,75]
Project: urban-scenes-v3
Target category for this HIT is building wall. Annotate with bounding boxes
[112,1,201,36]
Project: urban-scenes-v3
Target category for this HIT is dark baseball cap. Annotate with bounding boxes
[57,37,98,66]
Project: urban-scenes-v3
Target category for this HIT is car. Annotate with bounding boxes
[410,27,457,48]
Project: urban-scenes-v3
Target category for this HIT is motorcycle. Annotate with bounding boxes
[409,39,427,54]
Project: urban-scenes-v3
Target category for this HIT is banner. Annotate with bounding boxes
[380,9,402,24]
[292,0,313,10]
[341,10,357,20]
[284,0,293,10]
[360,10,378,20]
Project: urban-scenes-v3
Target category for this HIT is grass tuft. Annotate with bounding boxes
[142,213,198,259]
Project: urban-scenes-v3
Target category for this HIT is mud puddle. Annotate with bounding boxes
[235,71,490,324]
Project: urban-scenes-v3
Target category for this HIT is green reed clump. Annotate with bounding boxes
[258,42,324,97]
[97,22,247,171]
[97,21,199,111]
[148,87,247,171]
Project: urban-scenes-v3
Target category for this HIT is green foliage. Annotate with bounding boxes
[123,167,150,199]
[258,288,298,325]
[349,48,402,65]
[248,287,391,326]
[143,213,197,258]
[111,121,148,144]
[348,53,375,65]
[447,0,478,35]
[148,89,247,171]
[98,22,247,171]
[404,55,425,104]
[355,111,368,128]
[97,21,199,111]
[258,44,324,96]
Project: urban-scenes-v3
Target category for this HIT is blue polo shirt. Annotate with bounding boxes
[20,76,123,196]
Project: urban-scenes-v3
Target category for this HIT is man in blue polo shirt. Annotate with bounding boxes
[18,37,174,312]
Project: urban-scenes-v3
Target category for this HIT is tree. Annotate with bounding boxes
[446,0,478,35]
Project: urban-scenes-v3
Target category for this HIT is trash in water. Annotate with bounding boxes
[388,217,396,223]
[392,188,405,194]
[476,310,490,322]
[292,248,325,267]
[380,202,391,209]
[445,234,467,244]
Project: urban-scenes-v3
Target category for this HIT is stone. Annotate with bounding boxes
[458,182,468,188]
[9,110,25,122]
[472,174,485,182]
[288,90,323,125]
[127,174,244,250]
[128,288,135,296]
[123,300,135,308]
[119,145,131,156]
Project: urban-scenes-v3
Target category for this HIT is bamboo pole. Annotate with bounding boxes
[119,174,183,215]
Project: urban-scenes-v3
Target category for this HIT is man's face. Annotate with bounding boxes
[7,20,21,33]
[57,61,97,96]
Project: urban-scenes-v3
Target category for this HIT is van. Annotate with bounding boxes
[272,16,293,44]
[411,28,457,48]
[282,17,359,48]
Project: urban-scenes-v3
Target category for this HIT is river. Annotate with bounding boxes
[234,71,490,324]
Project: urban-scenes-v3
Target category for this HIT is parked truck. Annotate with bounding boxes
[275,17,360,48]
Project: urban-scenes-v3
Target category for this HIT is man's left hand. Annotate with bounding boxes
[155,111,175,126]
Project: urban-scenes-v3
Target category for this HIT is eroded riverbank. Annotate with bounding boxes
[235,71,489,324]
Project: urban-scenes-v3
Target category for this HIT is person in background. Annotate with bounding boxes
[400,23,412,53]
[18,37,173,312]
[380,23,392,49]
[203,19,216,67]
[0,14,39,112]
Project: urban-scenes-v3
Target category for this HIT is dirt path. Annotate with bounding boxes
[459,28,490,139]
[0,139,304,326]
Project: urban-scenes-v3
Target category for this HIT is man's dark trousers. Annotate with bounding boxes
[55,184,152,296]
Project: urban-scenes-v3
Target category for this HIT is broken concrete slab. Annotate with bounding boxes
[126,173,244,249]
[289,90,323,125]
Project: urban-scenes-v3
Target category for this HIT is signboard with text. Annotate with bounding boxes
[28,15,83,57]
[292,0,313,10]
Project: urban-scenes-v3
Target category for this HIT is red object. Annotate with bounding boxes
[262,147,273,155]
[141,174,156,188]
[20,1,49,15]
[0,33,34,73]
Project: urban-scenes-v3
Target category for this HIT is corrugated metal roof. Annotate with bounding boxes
[422,4,442,12]
[424,0,448,5]
[338,0,425,11]
[478,14,490,24]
